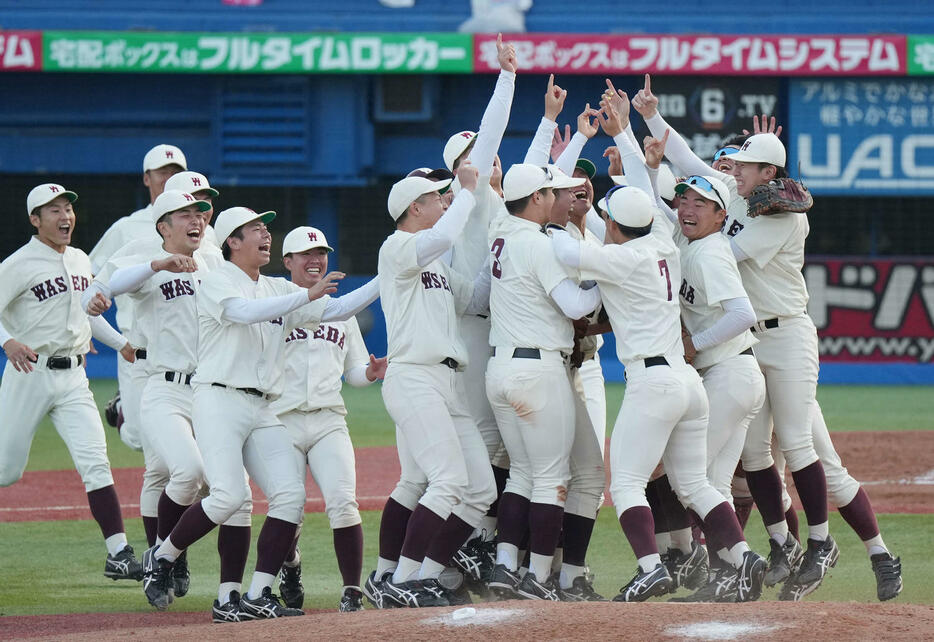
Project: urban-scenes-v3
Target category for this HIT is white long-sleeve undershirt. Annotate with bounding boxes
[550,278,601,320]
[470,69,516,176]
[690,297,756,352]
[414,189,477,267]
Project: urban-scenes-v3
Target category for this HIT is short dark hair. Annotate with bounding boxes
[615,220,653,238]
[451,139,476,171]
[760,162,788,179]
[505,188,548,216]
[155,213,172,239]
[720,133,748,148]
[221,225,245,261]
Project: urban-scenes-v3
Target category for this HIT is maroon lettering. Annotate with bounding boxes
[679,278,696,304]
[30,283,47,301]
[326,326,340,343]
[313,326,326,339]
[658,259,672,301]
[159,281,176,300]
[191,177,202,187]
[270,317,283,326]
[49,185,60,193]
[491,238,505,279]
[420,272,434,289]
[53,277,67,294]
[307,231,318,242]
[337,333,345,349]
[727,219,744,237]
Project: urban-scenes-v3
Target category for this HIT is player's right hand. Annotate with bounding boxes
[631,73,659,120]
[87,292,111,317]
[496,33,518,73]
[308,271,345,301]
[152,254,198,274]
[544,74,567,121]
[457,160,479,193]
[3,339,38,373]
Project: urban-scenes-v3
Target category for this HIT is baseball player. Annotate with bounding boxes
[484,162,604,602]
[633,75,839,599]
[92,190,256,616]
[549,93,766,603]
[87,144,187,551]
[371,163,499,609]
[163,171,223,249]
[271,226,387,613]
[140,206,379,621]
[0,183,142,581]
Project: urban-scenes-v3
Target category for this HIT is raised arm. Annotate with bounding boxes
[469,34,517,177]
[414,164,479,266]
[524,74,564,166]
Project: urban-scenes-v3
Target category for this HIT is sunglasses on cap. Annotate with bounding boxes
[713,147,739,161]
[540,166,554,182]
[684,175,716,192]
[601,184,626,219]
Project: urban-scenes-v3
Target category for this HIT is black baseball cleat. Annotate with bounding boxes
[871,553,903,602]
[362,570,399,609]
[669,563,739,603]
[105,544,143,581]
[779,536,840,601]
[487,563,522,599]
[558,574,607,602]
[279,561,304,609]
[239,586,304,618]
[104,392,121,429]
[142,545,175,610]
[764,536,804,587]
[612,563,673,602]
[339,586,365,612]
[735,551,767,602]
[665,541,710,591]
[381,576,450,608]
[516,571,560,601]
[172,550,190,597]
[212,590,252,623]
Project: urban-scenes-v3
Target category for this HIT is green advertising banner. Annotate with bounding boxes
[42,31,473,73]
[908,35,934,75]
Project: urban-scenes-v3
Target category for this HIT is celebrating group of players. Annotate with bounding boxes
[0,34,903,623]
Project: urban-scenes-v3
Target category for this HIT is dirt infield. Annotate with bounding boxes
[2,431,932,522]
[3,601,934,641]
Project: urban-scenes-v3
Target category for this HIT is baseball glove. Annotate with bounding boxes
[746,178,813,218]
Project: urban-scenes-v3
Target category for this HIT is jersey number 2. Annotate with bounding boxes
[491,238,505,279]
[658,259,672,301]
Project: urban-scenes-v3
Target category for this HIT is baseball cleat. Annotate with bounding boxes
[516,571,560,601]
[764,536,804,587]
[558,574,607,602]
[339,586,365,612]
[142,545,175,610]
[105,544,143,581]
[779,536,840,601]
[871,553,903,602]
[665,541,710,591]
[172,551,190,597]
[380,577,450,608]
[488,563,522,599]
[735,551,767,602]
[669,562,738,603]
[279,561,304,609]
[612,563,673,602]
[212,590,252,623]
[239,586,304,618]
[362,570,399,609]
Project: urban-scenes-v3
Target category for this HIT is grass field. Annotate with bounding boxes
[1,379,931,617]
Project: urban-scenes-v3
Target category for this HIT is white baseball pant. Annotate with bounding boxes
[281,408,361,530]
[565,366,605,519]
[0,360,114,490]
[389,425,428,510]
[458,315,503,463]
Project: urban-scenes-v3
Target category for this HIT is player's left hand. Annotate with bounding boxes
[366,354,388,381]
[87,292,111,317]
[603,145,623,176]
[496,33,518,73]
[743,113,783,138]
[3,338,38,373]
[551,124,572,163]
[682,332,697,365]
[544,74,567,122]
[119,342,137,363]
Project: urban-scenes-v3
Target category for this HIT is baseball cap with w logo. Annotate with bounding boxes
[282,226,334,257]
[26,183,77,215]
[165,171,219,198]
[143,144,188,172]
[151,190,211,223]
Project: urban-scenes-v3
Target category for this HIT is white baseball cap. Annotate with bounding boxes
[546,165,586,190]
[143,144,188,172]
[214,206,276,245]
[443,130,477,171]
[165,171,219,198]
[151,190,211,224]
[387,176,452,221]
[609,175,628,187]
[656,164,677,201]
[27,183,77,215]
[503,164,557,202]
[730,133,786,167]
[282,226,334,257]
[675,175,731,211]
[604,186,655,229]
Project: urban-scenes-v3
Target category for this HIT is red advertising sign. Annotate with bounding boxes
[805,258,934,362]
[0,31,41,71]
[474,34,906,76]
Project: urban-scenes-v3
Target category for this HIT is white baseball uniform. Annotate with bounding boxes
[675,230,766,503]
[0,238,123,491]
[378,193,496,530]
[269,317,374,531]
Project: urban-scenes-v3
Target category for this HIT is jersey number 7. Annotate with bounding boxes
[658,259,672,301]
